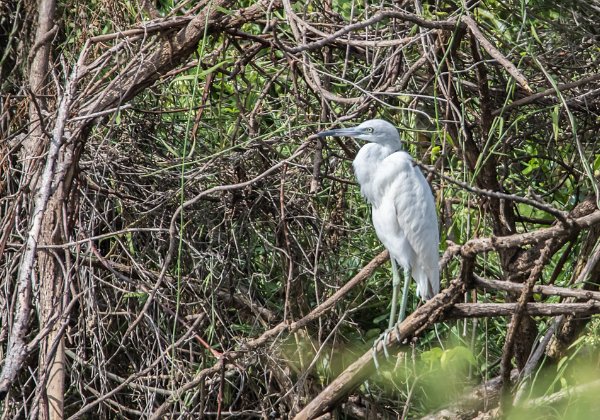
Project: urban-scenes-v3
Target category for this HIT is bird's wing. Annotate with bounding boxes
[376,151,440,297]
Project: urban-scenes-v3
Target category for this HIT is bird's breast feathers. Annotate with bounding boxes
[353,146,414,205]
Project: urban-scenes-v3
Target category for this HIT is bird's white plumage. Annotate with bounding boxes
[372,151,439,299]
[354,139,439,299]
[319,119,439,304]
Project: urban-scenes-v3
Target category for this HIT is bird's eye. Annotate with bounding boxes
[365,127,374,133]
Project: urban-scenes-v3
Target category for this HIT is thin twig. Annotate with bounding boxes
[419,163,569,222]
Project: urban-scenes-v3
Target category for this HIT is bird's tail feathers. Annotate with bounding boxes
[412,264,439,300]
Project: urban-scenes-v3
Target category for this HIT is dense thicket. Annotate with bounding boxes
[1,0,600,418]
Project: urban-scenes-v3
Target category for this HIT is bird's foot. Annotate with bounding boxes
[371,329,393,370]
[395,321,403,344]
[392,318,413,347]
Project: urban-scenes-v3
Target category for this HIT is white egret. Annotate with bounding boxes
[318,119,439,329]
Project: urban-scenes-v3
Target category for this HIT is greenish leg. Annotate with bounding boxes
[373,260,410,369]
[389,259,401,330]
[398,267,411,324]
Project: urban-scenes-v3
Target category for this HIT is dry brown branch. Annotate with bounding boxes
[546,226,600,361]
[88,16,193,43]
[500,242,554,411]
[459,209,600,257]
[474,275,600,301]
[447,302,600,318]
[123,142,310,340]
[462,15,532,93]
[521,378,600,408]
[66,303,211,419]
[78,0,280,120]
[285,10,457,54]
[492,73,600,116]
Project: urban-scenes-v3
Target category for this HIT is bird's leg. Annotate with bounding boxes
[397,266,411,324]
[389,258,401,330]
[372,258,402,369]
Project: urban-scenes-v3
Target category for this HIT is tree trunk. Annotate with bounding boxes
[26,0,66,418]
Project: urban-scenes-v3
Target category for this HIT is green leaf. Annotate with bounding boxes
[421,347,444,366]
[172,60,231,83]
[123,292,149,304]
[594,154,600,170]
[551,105,560,141]
[530,22,542,44]
[440,346,476,370]
[560,377,568,389]
[557,355,569,371]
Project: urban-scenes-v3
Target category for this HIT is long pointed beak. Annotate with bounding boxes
[317,127,364,138]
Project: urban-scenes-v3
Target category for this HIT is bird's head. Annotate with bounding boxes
[317,119,401,149]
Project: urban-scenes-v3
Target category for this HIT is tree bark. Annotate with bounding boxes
[24,0,66,418]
